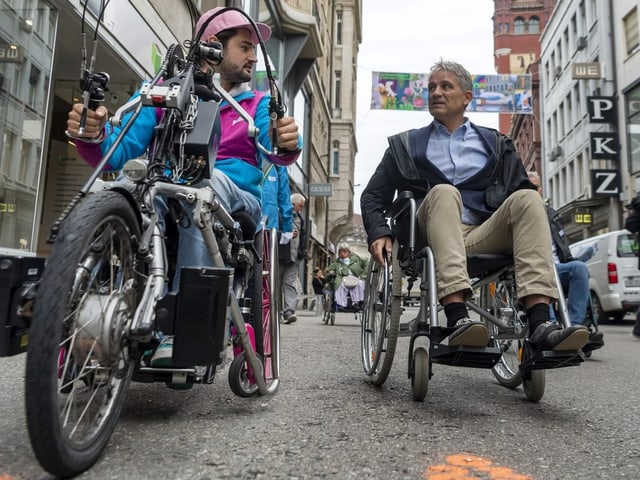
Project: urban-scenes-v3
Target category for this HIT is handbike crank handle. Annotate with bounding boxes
[77,71,110,136]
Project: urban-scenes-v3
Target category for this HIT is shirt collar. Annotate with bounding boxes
[433,118,472,138]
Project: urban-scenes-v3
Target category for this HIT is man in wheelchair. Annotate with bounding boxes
[361,59,588,354]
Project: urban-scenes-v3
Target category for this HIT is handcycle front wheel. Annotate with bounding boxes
[25,191,142,477]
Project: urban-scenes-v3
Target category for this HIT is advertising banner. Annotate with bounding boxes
[371,71,532,114]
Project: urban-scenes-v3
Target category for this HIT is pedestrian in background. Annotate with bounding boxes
[312,268,325,295]
[279,193,306,324]
[262,163,293,237]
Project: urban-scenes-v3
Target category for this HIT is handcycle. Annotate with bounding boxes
[1,9,285,478]
[322,271,363,325]
[360,191,585,402]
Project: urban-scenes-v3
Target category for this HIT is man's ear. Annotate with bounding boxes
[464,91,473,107]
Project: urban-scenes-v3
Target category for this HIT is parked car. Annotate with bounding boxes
[570,229,640,322]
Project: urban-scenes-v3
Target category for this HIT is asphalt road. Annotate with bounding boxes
[0,309,639,480]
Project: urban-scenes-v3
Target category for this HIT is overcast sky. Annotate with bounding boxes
[354,0,499,213]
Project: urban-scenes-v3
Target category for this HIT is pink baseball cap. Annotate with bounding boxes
[195,7,272,45]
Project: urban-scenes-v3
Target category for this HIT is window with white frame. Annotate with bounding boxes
[514,17,525,34]
[624,7,639,56]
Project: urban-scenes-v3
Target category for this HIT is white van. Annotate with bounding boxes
[570,229,640,322]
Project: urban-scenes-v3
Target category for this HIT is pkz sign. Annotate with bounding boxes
[0,44,23,63]
[587,95,619,198]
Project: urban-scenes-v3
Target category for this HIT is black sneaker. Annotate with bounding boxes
[588,331,604,343]
[448,318,489,347]
[283,313,297,324]
[529,322,588,351]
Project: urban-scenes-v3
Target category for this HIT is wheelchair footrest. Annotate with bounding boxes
[519,349,584,372]
[430,343,503,369]
[133,366,206,385]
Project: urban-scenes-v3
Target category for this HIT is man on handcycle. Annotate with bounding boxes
[361,59,588,354]
[66,7,302,366]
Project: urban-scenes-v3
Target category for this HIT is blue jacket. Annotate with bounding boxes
[261,164,292,231]
[75,88,302,203]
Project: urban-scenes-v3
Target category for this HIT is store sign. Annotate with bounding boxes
[591,169,619,197]
[587,96,617,123]
[590,132,618,160]
[572,62,601,79]
[309,183,333,196]
[0,44,23,63]
[574,209,592,224]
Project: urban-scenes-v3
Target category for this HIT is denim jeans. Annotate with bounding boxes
[155,169,261,289]
[550,260,590,326]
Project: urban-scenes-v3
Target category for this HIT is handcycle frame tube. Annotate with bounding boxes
[144,181,273,394]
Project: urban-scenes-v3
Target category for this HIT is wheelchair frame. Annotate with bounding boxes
[360,191,584,402]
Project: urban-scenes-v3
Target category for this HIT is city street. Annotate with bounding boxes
[0,309,638,480]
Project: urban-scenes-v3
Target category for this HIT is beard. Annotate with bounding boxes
[217,61,252,85]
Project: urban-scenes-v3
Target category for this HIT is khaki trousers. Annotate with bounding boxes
[416,184,558,302]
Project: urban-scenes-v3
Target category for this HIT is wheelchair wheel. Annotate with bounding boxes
[411,347,429,401]
[245,227,280,394]
[25,191,141,477]
[361,241,401,386]
[522,370,546,402]
[481,276,524,389]
[323,292,335,325]
[228,352,261,397]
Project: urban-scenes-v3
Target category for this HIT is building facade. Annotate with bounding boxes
[539,0,622,241]
[0,0,362,292]
[493,0,557,134]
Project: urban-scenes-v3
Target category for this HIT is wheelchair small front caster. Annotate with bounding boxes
[411,346,429,401]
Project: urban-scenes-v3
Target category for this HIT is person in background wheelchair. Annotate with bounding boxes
[361,59,588,353]
[326,244,368,311]
[528,172,604,349]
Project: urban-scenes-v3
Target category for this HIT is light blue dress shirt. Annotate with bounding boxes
[426,119,489,225]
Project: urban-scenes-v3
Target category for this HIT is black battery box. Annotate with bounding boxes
[155,267,232,366]
[0,255,45,356]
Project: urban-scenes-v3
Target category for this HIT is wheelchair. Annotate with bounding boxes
[322,272,363,325]
[360,191,584,402]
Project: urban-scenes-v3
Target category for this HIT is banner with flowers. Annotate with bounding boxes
[371,71,532,114]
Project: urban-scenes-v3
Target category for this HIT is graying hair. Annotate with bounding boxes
[291,192,306,205]
[430,59,473,93]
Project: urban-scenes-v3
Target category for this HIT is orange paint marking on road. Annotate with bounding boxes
[0,475,17,480]
[424,454,534,480]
